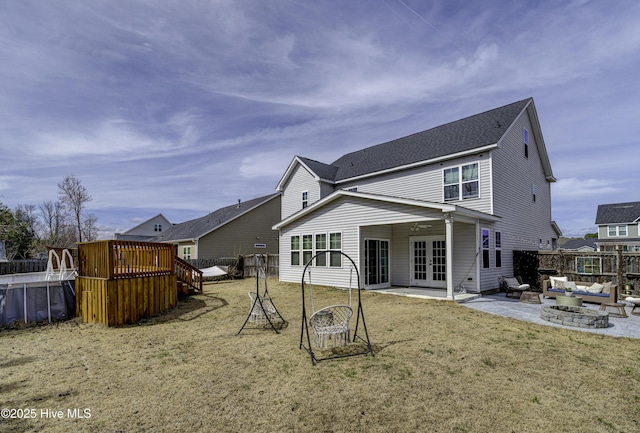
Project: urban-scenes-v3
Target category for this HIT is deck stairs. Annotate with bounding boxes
[175,257,203,295]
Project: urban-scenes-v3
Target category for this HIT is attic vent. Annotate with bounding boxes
[495,120,501,128]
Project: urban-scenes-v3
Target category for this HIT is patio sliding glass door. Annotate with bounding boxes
[365,239,389,288]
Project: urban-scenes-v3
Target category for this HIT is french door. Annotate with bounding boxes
[410,236,446,288]
[364,239,390,288]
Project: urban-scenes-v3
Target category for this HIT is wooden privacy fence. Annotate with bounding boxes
[515,249,640,294]
[75,240,177,326]
[0,260,47,275]
[243,254,279,277]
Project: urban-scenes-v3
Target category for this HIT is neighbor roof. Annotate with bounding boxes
[153,193,280,242]
[595,201,640,225]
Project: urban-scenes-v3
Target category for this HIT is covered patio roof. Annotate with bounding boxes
[273,190,500,230]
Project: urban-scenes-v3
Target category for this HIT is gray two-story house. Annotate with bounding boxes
[273,98,560,298]
[595,201,640,252]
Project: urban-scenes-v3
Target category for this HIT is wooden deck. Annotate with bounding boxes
[75,240,181,326]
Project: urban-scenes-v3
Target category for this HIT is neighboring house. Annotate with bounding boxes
[153,194,281,260]
[594,201,640,252]
[115,213,173,241]
[273,98,561,298]
[560,238,596,252]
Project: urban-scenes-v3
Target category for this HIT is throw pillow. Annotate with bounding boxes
[563,281,578,291]
[550,276,568,289]
[587,282,604,293]
[602,282,612,294]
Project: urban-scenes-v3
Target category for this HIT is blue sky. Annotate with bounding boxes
[1,0,639,239]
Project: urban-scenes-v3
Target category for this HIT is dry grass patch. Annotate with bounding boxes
[2,278,639,433]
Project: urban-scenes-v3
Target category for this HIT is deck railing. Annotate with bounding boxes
[77,240,174,279]
[175,256,203,292]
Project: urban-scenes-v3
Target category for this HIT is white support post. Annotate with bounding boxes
[445,214,454,300]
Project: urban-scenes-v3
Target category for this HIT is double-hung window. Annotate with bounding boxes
[302,235,313,265]
[183,246,191,260]
[315,234,327,266]
[444,163,479,201]
[291,236,300,266]
[329,232,342,267]
[481,228,490,268]
[495,232,502,268]
[608,225,627,237]
[302,191,308,209]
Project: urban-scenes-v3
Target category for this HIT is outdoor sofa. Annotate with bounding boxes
[542,276,617,305]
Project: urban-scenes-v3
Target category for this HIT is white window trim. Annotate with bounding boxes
[291,232,343,268]
[481,227,490,269]
[576,256,602,275]
[364,237,391,288]
[443,162,480,202]
[291,235,301,266]
[495,231,502,268]
[301,191,309,209]
[329,231,343,268]
[608,225,628,237]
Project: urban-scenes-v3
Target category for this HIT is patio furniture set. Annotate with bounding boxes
[502,276,640,319]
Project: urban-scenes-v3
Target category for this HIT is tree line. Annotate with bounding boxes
[0,175,96,260]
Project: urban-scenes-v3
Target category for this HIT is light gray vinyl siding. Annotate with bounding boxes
[488,106,556,290]
[598,224,639,239]
[197,196,281,259]
[339,155,493,214]
[278,195,480,292]
[124,214,172,236]
[279,196,445,287]
[281,164,323,219]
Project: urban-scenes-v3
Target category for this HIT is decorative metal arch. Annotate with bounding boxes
[299,250,374,365]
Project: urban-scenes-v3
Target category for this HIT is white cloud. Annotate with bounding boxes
[552,178,621,202]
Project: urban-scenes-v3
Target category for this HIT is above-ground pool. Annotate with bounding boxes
[0,250,76,326]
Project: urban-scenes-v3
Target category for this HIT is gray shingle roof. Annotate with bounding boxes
[328,98,531,181]
[595,201,640,224]
[153,193,279,242]
[298,157,338,181]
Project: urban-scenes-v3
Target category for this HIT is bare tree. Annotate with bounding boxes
[82,213,99,242]
[39,200,75,248]
[58,175,92,243]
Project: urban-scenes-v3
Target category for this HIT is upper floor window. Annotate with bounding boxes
[302,191,308,209]
[608,225,628,237]
[154,224,162,232]
[183,246,191,260]
[524,128,529,158]
[444,163,479,201]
